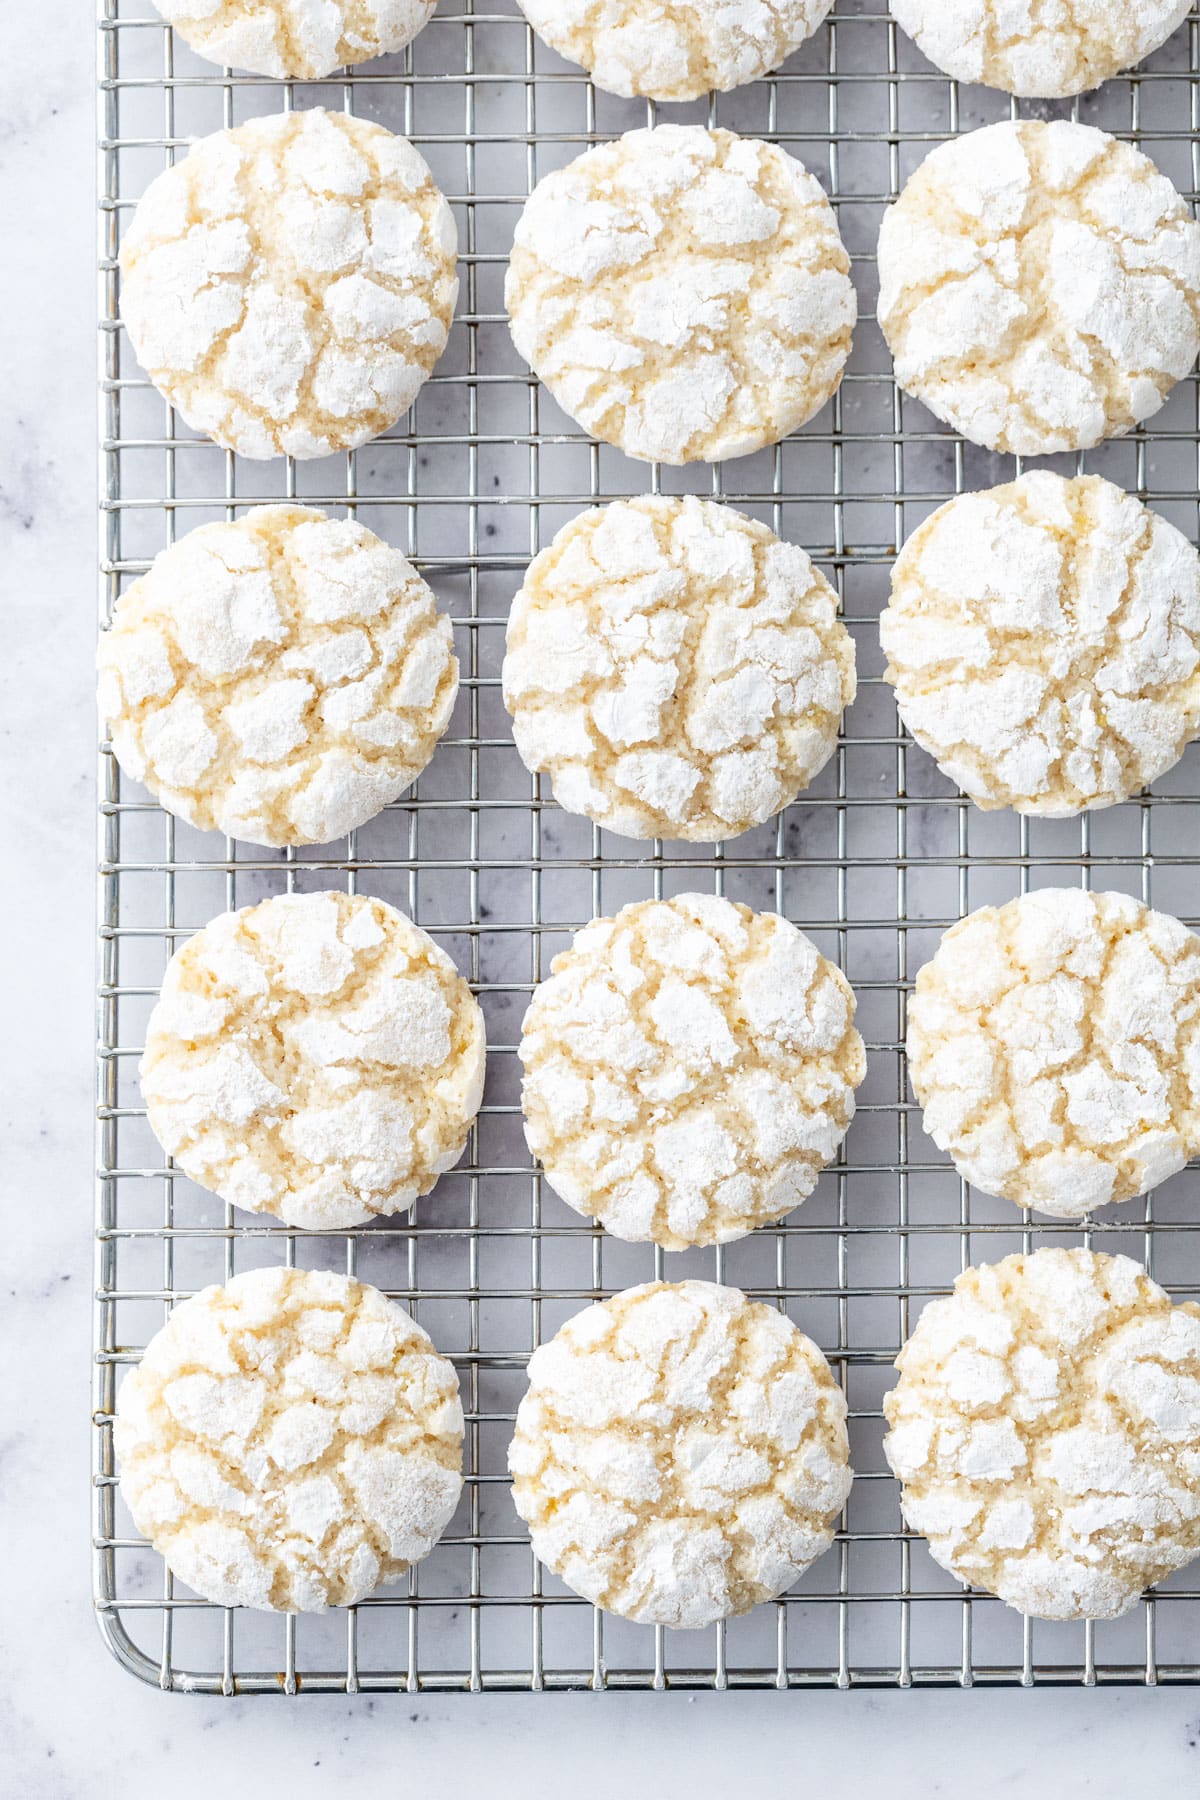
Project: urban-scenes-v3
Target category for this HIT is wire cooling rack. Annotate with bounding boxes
[94,0,1200,1694]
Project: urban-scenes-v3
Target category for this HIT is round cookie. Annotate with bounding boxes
[509,1280,853,1626]
[516,0,834,102]
[115,1265,463,1610]
[884,1249,1200,1620]
[890,0,1190,97]
[881,473,1200,817]
[141,890,486,1229]
[152,0,437,78]
[907,887,1200,1218]
[877,120,1200,454]
[506,125,856,465]
[98,506,459,848]
[519,893,865,1249]
[503,497,855,842]
[120,108,458,459]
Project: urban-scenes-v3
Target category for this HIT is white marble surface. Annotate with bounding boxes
[6,3,1200,1792]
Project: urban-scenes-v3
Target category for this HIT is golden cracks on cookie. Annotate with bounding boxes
[519,894,864,1249]
[908,888,1200,1217]
[116,1267,463,1610]
[885,1250,1200,1619]
[510,1281,852,1625]
[120,109,457,458]
[503,497,854,843]
[881,474,1200,817]
[141,891,486,1228]
[878,121,1200,454]
[890,0,1189,98]
[515,0,834,102]
[99,507,459,848]
[152,0,438,79]
[506,126,855,464]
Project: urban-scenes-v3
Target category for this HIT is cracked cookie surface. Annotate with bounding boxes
[907,887,1200,1218]
[120,108,457,459]
[116,1265,463,1610]
[99,506,459,848]
[877,120,1200,454]
[881,473,1200,817]
[506,125,855,465]
[152,0,436,77]
[509,1279,852,1625]
[890,0,1189,97]
[884,1249,1200,1619]
[515,0,833,101]
[519,893,865,1249]
[503,496,854,843]
[141,890,486,1228]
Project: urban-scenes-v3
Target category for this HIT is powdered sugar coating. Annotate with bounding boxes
[152,0,436,77]
[877,120,1200,454]
[503,497,854,843]
[98,506,458,848]
[519,894,865,1249]
[120,108,457,459]
[891,0,1189,98]
[881,473,1200,817]
[506,125,855,465]
[141,891,486,1229]
[510,1280,852,1625]
[908,888,1200,1218]
[516,0,833,102]
[884,1249,1200,1619]
[116,1266,463,1610]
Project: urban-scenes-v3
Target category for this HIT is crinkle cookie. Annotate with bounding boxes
[877,120,1200,454]
[884,1249,1200,1620]
[152,0,437,78]
[891,0,1190,98]
[141,891,486,1228]
[881,473,1200,817]
[506,125,855,465]
[98,506,459,848]
[120,109,457,459]
[516,0,834,102]
[509,1280,852,1625]
[116,1266,463,1610]
[503,497,854,842]
[908,887,1200,1218]
[519,893,865,1249]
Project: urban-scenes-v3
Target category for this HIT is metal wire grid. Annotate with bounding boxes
[93,0,1200,1693]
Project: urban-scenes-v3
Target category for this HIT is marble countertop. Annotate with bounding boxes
[5,4,1200,1792]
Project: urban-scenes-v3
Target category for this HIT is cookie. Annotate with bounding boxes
[506,125,855,465]
[141,891,486,1229]
[519,893,864,1249]
[503,496,854,842]
[509,1280,852,1626]
[152,0,437,78]
[907,887,1200,1218]
[877,120,1200,454]
[120,108,457,459]
[884,1249,1200,1620]
[115,1266,463,1610]
[516,0,834,102]
[881,473,1200,817]
[98,506,459,848]
[891,0,1189,97]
